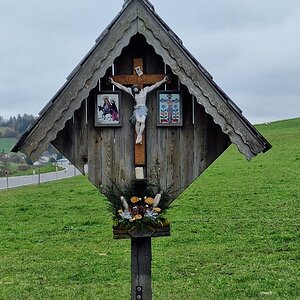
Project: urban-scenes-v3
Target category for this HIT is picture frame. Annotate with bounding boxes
[95,91,121,127]
[157,91,183,126]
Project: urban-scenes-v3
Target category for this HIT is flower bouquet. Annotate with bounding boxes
[102,180,171,239]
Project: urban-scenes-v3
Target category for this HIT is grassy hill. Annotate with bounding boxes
[0,137,16,153]
[0,125,17,152]
[0,118,299,299]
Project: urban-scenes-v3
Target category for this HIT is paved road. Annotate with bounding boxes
[0,165,80,191]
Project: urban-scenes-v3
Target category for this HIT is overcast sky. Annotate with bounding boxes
[0,0,299,124]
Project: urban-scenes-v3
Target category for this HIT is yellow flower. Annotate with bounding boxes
[153,207,161,213]
[130,196,140,204]
[118,209,123,214]
[144,197,154,205]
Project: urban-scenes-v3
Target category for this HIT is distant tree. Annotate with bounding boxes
[16,113,36,136]
[3,127,16,138]
[1,114,37,138]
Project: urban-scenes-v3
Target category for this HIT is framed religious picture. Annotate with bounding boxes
[95,91,121,127]
[157,91,183,126]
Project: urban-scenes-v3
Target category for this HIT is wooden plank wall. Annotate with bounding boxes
[52,34,230,200]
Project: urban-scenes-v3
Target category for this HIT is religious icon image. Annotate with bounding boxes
[157,91,182,126]
[109,76,169,143]
[95,92,121,126]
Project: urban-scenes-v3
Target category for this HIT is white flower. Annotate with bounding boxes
[153,194,161,208]
[119,210,132,220]
[145,209,159,219]
[120,196,129,210]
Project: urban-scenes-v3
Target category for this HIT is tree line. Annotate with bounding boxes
[0,114,36,138]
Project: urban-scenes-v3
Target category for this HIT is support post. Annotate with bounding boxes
[131,237,152,300]
[38,168,41,185]
[5,170,9,190]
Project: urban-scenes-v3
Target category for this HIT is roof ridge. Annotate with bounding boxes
[123,0,155,11]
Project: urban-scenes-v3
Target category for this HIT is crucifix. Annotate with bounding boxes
[109,58,170,300]
[109,58,169,172]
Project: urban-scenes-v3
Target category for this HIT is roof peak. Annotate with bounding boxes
[123,0,155,11]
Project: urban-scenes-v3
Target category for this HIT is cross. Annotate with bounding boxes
[112,58,168,169]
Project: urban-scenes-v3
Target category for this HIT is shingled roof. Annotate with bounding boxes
[12,0,271,160]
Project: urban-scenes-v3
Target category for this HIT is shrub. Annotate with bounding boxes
[17,164,30,172]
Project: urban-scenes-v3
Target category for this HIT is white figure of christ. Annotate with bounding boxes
[109,76,169,144]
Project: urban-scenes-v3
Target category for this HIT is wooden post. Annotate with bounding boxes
[5,170,9,190]
[131,237,152,300]
[38,168,41,185]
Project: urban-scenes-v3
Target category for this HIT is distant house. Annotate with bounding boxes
[56,158,70,166]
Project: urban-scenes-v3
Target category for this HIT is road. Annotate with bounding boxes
[0,165,80,191]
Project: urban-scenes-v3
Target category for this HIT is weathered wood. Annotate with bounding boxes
[137,13,267,159]
[51,36,231,201]
[18,4,141,161]
[87,94,102,188]
[73,102,88,174]
[11,5,272,300]
[193,100,206,178]
[166,127,181,195]
[180,87,195,188]
[15,0,270,166]
[113,225,170,239]
[131,238,152,300]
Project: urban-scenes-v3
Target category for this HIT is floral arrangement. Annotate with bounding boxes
[102,180,171,230]
[118,194,163,223]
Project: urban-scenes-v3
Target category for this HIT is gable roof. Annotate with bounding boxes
[12,0,271,160]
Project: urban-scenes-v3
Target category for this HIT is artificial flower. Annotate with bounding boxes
[119,210,132,220]
[144,197,154,205]
[120,196,129,210]
[134,214,143,220]
[153,193,161,207]
[130,196,140,204]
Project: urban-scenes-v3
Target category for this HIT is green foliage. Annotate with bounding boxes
[0,118,299,299]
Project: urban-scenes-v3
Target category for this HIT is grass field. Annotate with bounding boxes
[0,137,16,153]
[0,163,63,178]
[0,118,299,299]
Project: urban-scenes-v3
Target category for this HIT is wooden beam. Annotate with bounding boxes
[135,132,146,166]
[131,237,152,300]
[112,74,166,86]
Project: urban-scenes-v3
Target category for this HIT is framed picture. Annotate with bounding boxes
[157,91,182,126]
[95,91,121,127]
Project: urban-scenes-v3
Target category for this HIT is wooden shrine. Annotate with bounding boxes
[12,1,271,299]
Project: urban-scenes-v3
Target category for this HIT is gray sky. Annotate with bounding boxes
[0,0,299,124]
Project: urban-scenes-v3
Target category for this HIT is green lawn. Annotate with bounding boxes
[0,163,63,177]
[0,137,16,153]
[0,118,299,299]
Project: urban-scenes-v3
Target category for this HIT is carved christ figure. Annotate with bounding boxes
[109,76,169,144]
